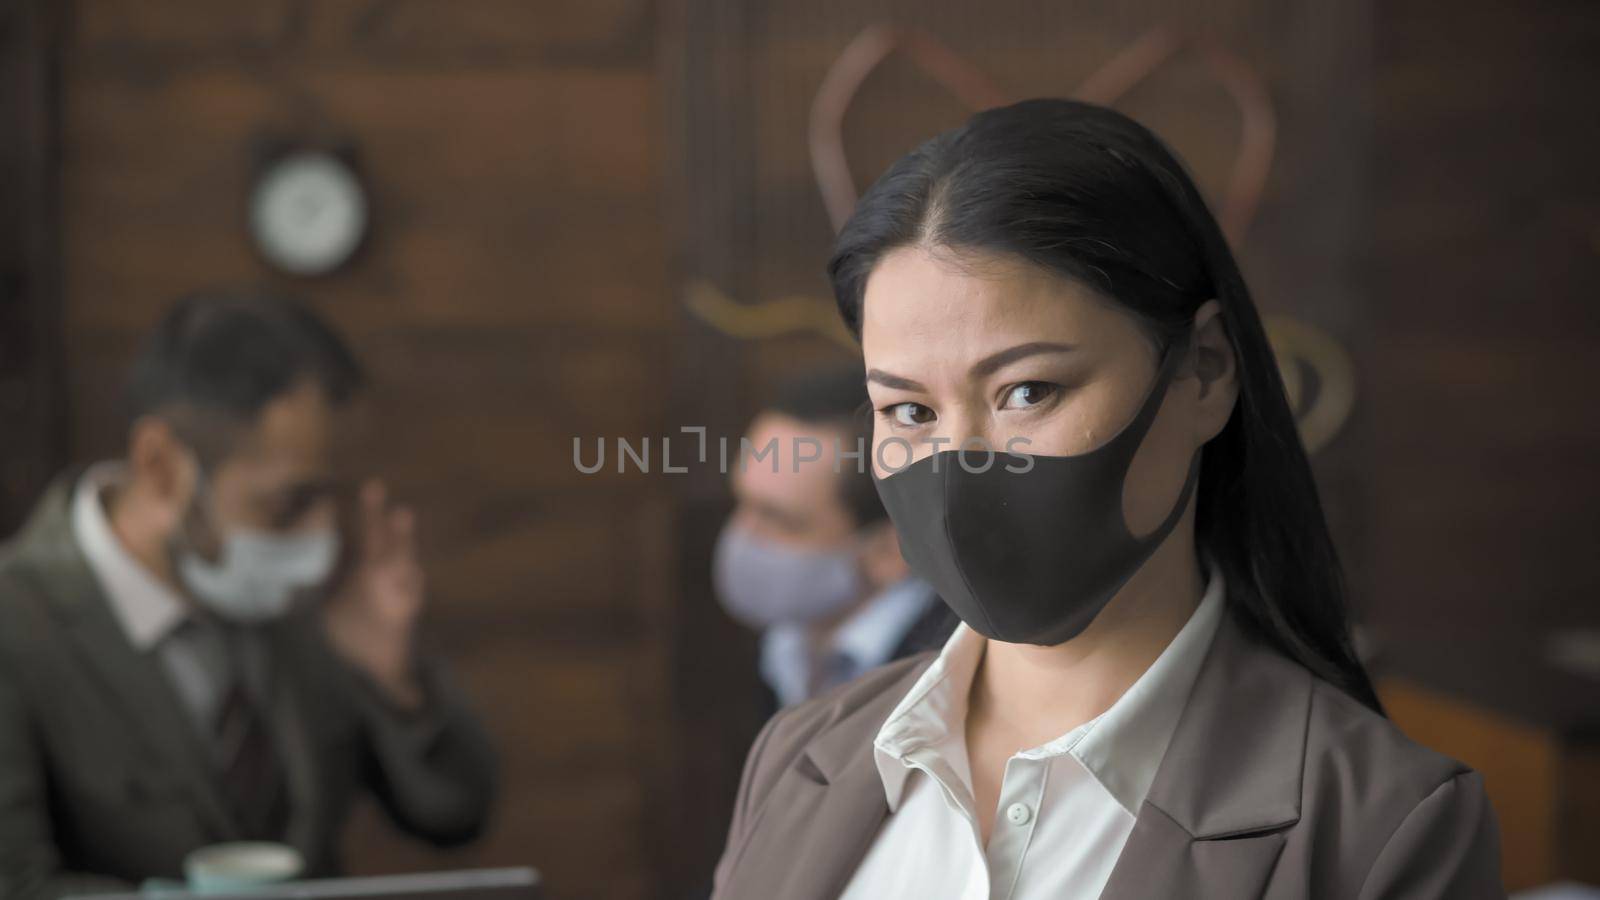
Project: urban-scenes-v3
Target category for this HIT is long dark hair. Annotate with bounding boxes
[829,98,1382,713]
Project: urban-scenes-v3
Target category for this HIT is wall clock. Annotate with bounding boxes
[248,149,369,277]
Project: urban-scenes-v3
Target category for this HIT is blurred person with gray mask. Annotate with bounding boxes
[0,290,495,899]
[714,366,955,713]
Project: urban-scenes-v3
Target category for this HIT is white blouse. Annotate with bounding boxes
[840,567,1227,900]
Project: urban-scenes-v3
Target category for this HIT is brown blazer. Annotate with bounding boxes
[712,612,1504,899]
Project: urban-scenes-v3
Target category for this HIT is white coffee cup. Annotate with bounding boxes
[183,842,304,894]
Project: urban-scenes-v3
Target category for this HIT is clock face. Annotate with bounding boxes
[249,151,368,277]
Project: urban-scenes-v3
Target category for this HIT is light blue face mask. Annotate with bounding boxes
[178,528,339,624]
[174,458,340,625]
[713,523,863,630]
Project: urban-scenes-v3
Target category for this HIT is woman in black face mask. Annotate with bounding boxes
[711,100,1503,900]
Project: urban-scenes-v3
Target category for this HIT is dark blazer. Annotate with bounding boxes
[713,610,1504,899]
[753,595,957,722]
[0,474,497,900]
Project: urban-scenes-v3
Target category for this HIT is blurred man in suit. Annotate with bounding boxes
[0,290,496,899]
[714,366,954,714]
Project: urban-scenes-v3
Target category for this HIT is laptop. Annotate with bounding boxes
[71,867,542,900]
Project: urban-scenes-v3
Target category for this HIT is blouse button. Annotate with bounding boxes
[1005,802,1033,826]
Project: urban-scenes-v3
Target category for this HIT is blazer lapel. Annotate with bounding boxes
[15,475,237,840]
[1098,803,1287,900]
[1101,615,1311,900]
[721,663,928,900]
[59,594,238,839]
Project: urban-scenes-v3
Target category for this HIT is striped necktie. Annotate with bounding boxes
[212,635,290,840]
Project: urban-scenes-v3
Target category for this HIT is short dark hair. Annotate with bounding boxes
[766,365,885,528]
[125,288,364,459]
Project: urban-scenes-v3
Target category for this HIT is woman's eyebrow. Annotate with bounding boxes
[866,369,928,392]
[969,341,1077,379]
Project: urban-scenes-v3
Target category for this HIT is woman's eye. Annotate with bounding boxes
[886,402,936,427]
[1001,382,1058,410]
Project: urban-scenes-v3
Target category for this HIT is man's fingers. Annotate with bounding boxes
[361,478,389,560]
[390,506,417,558]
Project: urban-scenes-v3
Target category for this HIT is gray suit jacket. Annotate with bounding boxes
[712,611,1504,899]
[0,474,497,900]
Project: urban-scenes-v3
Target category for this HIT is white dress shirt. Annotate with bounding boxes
[840,566,1226,900]
[760,577,936,707]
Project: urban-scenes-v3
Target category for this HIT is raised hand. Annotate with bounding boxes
[322,478,427,710]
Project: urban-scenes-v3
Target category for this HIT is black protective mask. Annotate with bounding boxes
[873,337,1199,646]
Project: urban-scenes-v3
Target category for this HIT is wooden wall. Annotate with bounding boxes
[0,0,64,536]
[55,2,674,898]
[1368,0,1600,636]
[1368,0,1600,889]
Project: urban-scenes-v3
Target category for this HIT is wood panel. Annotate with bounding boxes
[1368,0,1600,634]
[72,0,653,64]
[0,0,65,534]
[1367,2,1600,888]
[60,67,665,334]
[56,2,672,898]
